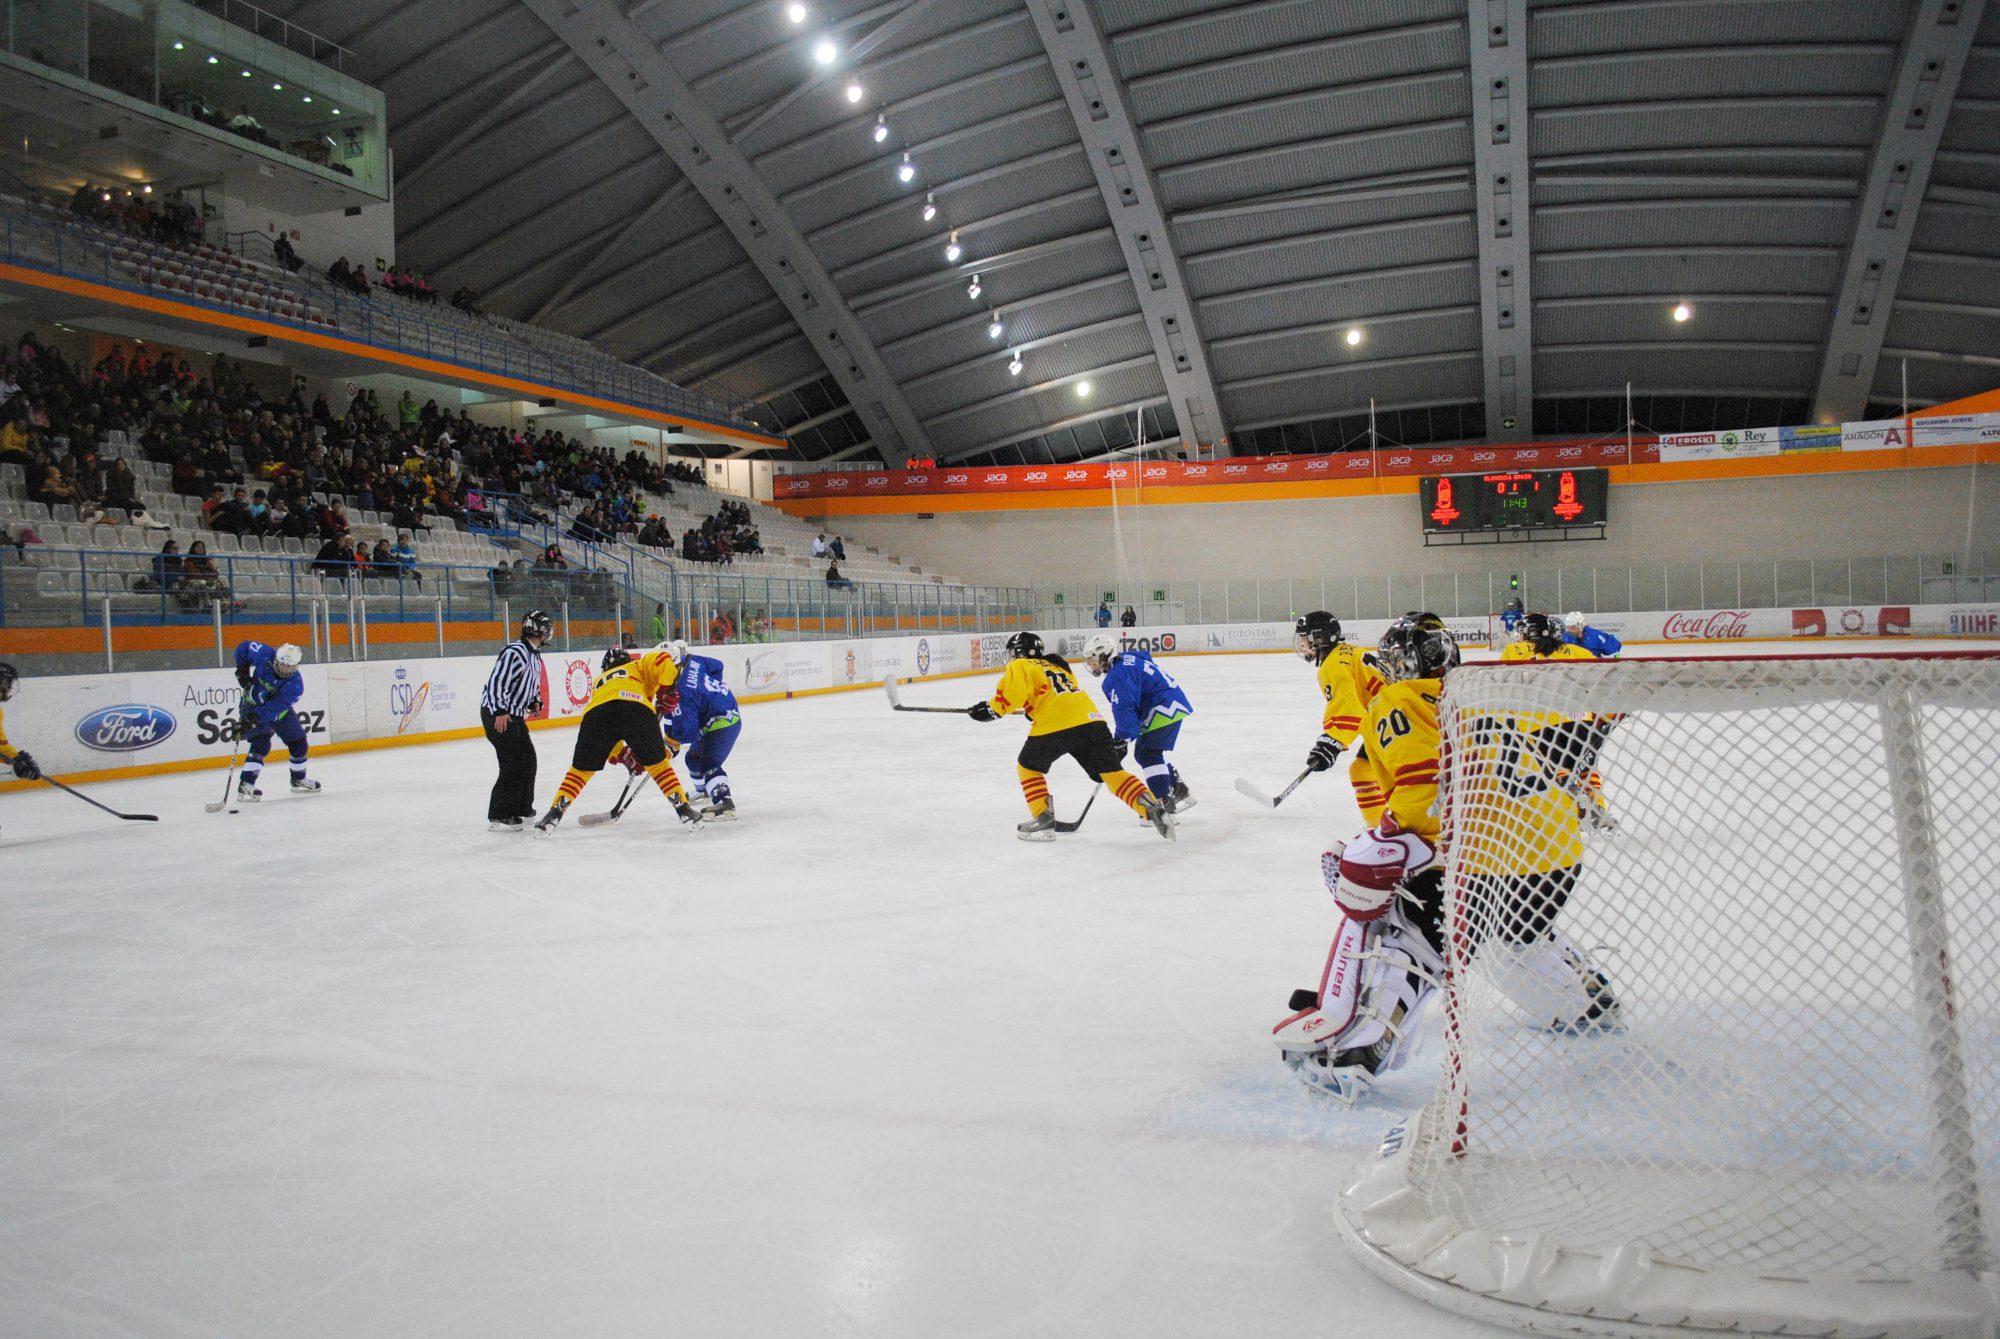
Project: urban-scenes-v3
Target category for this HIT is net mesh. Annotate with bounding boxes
[1402,653,1999,1283]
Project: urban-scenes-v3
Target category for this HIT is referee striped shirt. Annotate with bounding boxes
[482,640,542,717]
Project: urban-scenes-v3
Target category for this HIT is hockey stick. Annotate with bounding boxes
[883,676,973,714]
[577,772,644,828]
[204,746,245,814]
[1234,768,1313,810]
[1051,785,1100,834]
[37,773,158,822]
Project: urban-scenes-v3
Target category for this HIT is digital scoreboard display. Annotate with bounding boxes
[1419,467,1608,534]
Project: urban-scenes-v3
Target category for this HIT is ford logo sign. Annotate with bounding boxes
[75,703,177,752]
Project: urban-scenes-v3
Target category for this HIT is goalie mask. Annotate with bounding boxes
[1377,622,1460,682]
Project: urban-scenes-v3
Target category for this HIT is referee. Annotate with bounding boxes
[481,609,550,831]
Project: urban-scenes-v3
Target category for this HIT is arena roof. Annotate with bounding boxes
[254,0,2000,464]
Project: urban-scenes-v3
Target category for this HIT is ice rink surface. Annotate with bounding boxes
[0,640,1977,1337]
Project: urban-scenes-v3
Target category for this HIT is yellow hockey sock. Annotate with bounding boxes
[646,758,687,803]
[1016,765,1052,816]
[1104,771,1151,816]
[555,767,590,805]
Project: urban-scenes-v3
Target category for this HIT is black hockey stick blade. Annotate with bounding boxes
[1051,785,1101,834]
[884,676,974,714]
[577,774,643,827]
[42,774,157,821]
[1234,768,1313,810]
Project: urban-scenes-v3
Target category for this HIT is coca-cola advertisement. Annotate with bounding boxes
[1663,610,1754,640]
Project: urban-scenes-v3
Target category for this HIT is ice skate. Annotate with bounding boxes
[1016,811,1058,842]
[290,777,322,795]
[533,798,569,836]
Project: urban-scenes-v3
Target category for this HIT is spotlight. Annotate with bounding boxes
[302,95,312,103]
[987,315,1005,340]
[272,82,283,90]
[142,184,152,194]
[812,38,837,64]
[967,275,982,300]
[845,82,864,104]
[172,41,185,50]
[1672,301,1693,323]
[897,151,914,183]
[331,108,341,115]
[1008,351,1023,377]
[872,113,888,143]
[206,55,218,64]
[944,231,961,263]
[921,191,936,222]
[1344,326,1363,347]
[1075,380,1093,398]
[786,1,808,22]
[241,69,251,77]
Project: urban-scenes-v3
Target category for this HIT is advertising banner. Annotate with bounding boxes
[24,664,333,779]
[1911,411,2000,449]
[1778,424,1842,454]
[1656,427,1782,463]
[1841,418,1910,452]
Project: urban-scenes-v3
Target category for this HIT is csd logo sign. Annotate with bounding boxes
[915,638,932,675]
[75,703,176,752]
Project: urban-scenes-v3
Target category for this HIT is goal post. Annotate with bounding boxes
[1337,652,2000,1338]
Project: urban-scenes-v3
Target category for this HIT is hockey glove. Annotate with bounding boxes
[11,751,39,780]
[1304,734,1344,772]
[1109,737,1129,765]
[1328,814,1437,922]
[610,745,642,774]
[968,702,998,722]
[235,665,252,691]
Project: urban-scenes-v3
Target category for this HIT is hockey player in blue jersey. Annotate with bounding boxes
[1562,611,1622,658]
[232,640,319,801]
[1082,634,1194,813]
[660,640,742,820]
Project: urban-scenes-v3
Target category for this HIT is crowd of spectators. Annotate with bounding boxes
[666,497,761,566]
[68,183,205,247]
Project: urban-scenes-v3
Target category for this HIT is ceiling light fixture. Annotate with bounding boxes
[172,40,185,50]
[1345,326,1364,347]
[944,230,961,262]
[241,69,252,77]
[272,82,283,90]
[1672,301,1693,323]
[967,274,982,301]
[206,55,218,64]
[1075,380,1093,399]
[921,191,936,223]
[845,81,864,104]
[812,37,837,64]
[302,95,312,103]
[786,1,808,22]
[987,314,1004,339]
[872,113,888,143]
[897,150,914,183]
[1008,351,1023,377]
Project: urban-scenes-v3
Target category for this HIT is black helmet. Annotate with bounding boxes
[0,661,15,702]
[521,609,553,642]
[1401,610,1446,632]
[601,645,632,672]
[1004,631,1045,660]
[1515,612,1567,657]
[1294,610,1341,662]
[1377,622,1460,682]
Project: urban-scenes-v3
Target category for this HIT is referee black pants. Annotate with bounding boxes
[482,706,538,821]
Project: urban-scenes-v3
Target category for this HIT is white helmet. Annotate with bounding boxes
[274,643,303,674]
[1082,634,1117,674]
[664,638,689,665]
[1563,611,1586,631]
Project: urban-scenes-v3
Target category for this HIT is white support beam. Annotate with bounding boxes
[520,0,934,466]
[1024,0,1227,454]
[1811,0,1986,425]
[1468,0,1535,441]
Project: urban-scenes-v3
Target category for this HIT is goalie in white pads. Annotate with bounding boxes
[1272,618,1620,1102]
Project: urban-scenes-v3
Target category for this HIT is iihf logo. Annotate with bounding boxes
[844,649,858,681]
[914,639,932,675]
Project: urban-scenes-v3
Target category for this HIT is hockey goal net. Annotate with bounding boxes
[1337,652,1999,1338]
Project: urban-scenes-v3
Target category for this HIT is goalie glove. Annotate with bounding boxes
[1327,814,1437,922]
[968,702,998,722]
[1304,733,1344,772]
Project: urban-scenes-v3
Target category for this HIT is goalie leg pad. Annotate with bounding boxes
[1487,929,1622,1034]
[1274,903,1446,1102]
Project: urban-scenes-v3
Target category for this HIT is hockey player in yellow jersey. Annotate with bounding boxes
[0,663,42,835]
[970,631,1173,841]
[1294,611,1386,818]
[533,646,702,834]
[1271,617,1617,1102]
[1504,612,1616,828]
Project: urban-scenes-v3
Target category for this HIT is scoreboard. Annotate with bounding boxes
[1419,467,1607,535]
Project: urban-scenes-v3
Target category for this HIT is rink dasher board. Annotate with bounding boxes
[5,607,1996,788]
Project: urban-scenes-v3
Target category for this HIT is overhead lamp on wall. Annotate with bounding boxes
[944,230,961,263]
[987,313,1004,339]
[872,113,888,143]
[921,191,936,223]
[1008,351,1023,377]
[1074,380,1093,399]
[812,37,837,64]
[1345,326,1364,347]
[1672,301,1693,323]
[896,151,914,183]
[967,274,981,300]
[786,2,808,23]
[845,82,864,104]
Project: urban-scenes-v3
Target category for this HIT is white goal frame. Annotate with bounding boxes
[1335,651,2000,1339]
